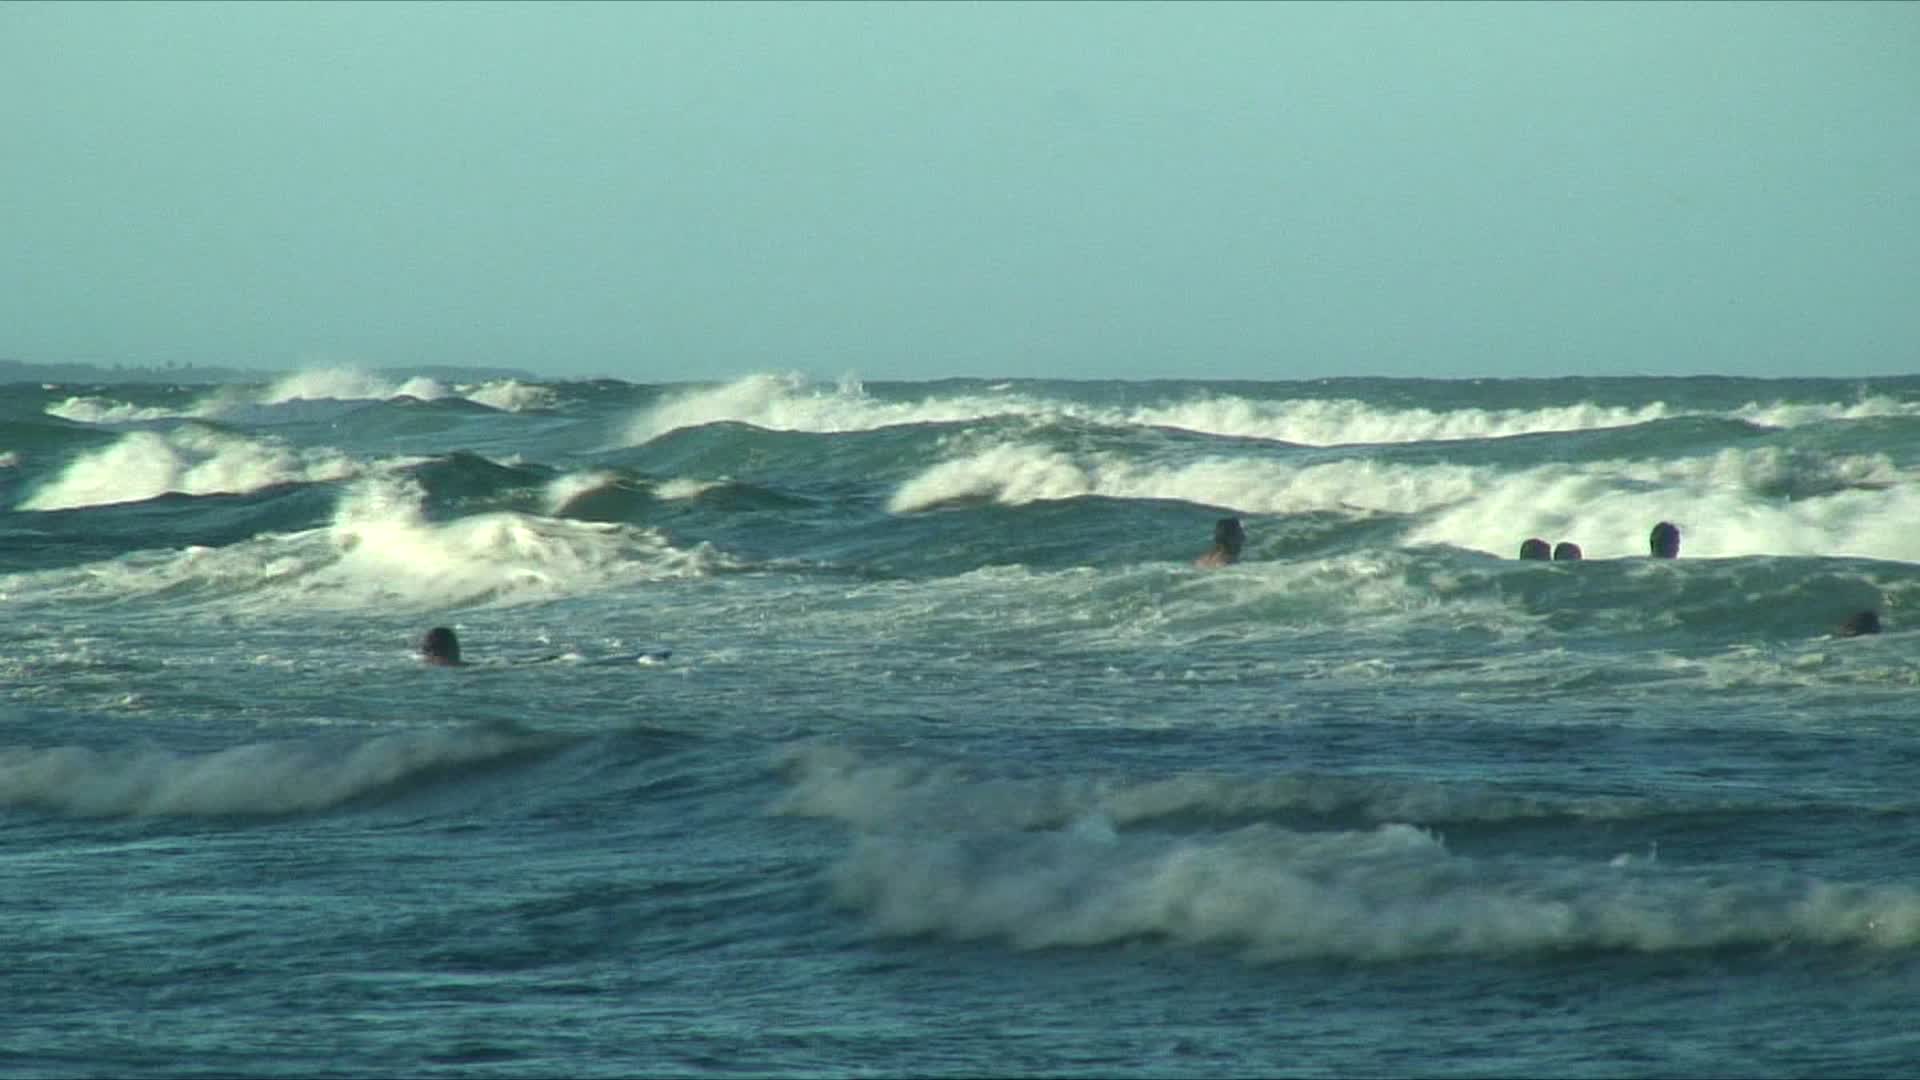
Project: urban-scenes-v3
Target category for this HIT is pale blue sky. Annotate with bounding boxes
[3,1,1915,381]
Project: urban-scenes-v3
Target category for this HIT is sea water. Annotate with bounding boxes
[4,370,1919,1077]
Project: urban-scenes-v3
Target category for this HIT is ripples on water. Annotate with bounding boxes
[4,371,1920,1076]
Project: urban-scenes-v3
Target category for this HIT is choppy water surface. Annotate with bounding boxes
[4,370,1919,1077]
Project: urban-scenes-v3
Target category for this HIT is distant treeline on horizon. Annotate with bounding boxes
[0,357,537,386]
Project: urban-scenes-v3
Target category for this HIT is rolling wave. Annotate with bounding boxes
[784,742,1920,961]
[5,370,1919,631]
[618,372,1920,448]
[0,727,563,818]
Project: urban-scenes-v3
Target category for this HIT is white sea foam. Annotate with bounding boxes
[464,379,560,412]
[786,747,1920,960]
[42,368,558,428]
[884,436,1920,562]
[42,396,185,424]
[827,819,1920,959]
[1408,449,1920,561]
[656,477,723,500]
[885,438,1494,517]
[623,372,1021,444]
[20,427,363,511]
[543,467,721,515]
[0,729,547,817]
[544,470,620,515]
[623,373,1920,448]
[256,368,451,405]
[1736,394,1920,428]
[307,475,723,611]
[4,473,728,612]
[1132,396,1679,445]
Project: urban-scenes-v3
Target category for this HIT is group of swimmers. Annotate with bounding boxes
[419,516,1884,663]
[1189,516,1686,569]
[1517,519,1880,637]
[1187,515,1883,639]
[1518,520,1679,562]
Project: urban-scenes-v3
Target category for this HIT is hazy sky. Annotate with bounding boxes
[3,1,1916,381]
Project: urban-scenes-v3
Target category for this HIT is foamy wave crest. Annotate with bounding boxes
[829,820,1920,959]
[464,379,559,412]
[625,374,1668,448]
[539,471,720,516]
[21,426,362,511]
[623,372,1027,444]
[1119,394,1920,444]
[1139,395,1914,446]
[0,729,548,817]
[255,370,554,412]
[1735,395,1920,428]
[1408,448,1920,560]
[315,475,722,610]
[787,750,1920,960]
[885,439,1490,515]
[44,370,558,427]
[1131,397,1678,445]
[45,369,451,425]
[623,376,1920,451]
[543,470,621,515]
[656,477,722,500]
[258,368,451,404]
[4,474,729,611]
[42,396,185,424]
[888,437,1920,561]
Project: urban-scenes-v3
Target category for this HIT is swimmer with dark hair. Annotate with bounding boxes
[1649,521,1681,559]
[1552,541,1583,561]
[419,626,463,666]
[1837,610,1883,638]
[416,625,669,667]
[1196,517,1246,568]
[1518,538,1550,561]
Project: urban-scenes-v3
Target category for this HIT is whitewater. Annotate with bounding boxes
[4,368,1919,1078]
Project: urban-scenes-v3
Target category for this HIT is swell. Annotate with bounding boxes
[0,722,721,824]
[8,374,1920,625]
[0,726,572,819]
[3,482,341,573]
[773,743,1920,840]
[779,743,1920,961]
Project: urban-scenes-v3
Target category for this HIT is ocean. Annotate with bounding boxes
[3,369,1919,1078]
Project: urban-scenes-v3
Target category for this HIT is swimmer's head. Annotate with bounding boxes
[1214,517,1246,555]
[1837,610,1882,638]
[419,626,462,666]
[1518,538,1550,561]
[1649,521,1680,559]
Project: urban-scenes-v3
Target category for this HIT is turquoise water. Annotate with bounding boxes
[4,371,1920,1077]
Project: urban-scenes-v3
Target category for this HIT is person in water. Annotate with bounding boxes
[1552,541,1583,561]
[1196,517,1246,568]
[1518,538,1551,561]
[1836,610,1882,638]
[416,625,672,666]
[419,626,463,666]
[1649,521,1681,558]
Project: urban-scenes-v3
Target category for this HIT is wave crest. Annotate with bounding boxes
[21,426,361,511]
[0,728,551,818]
